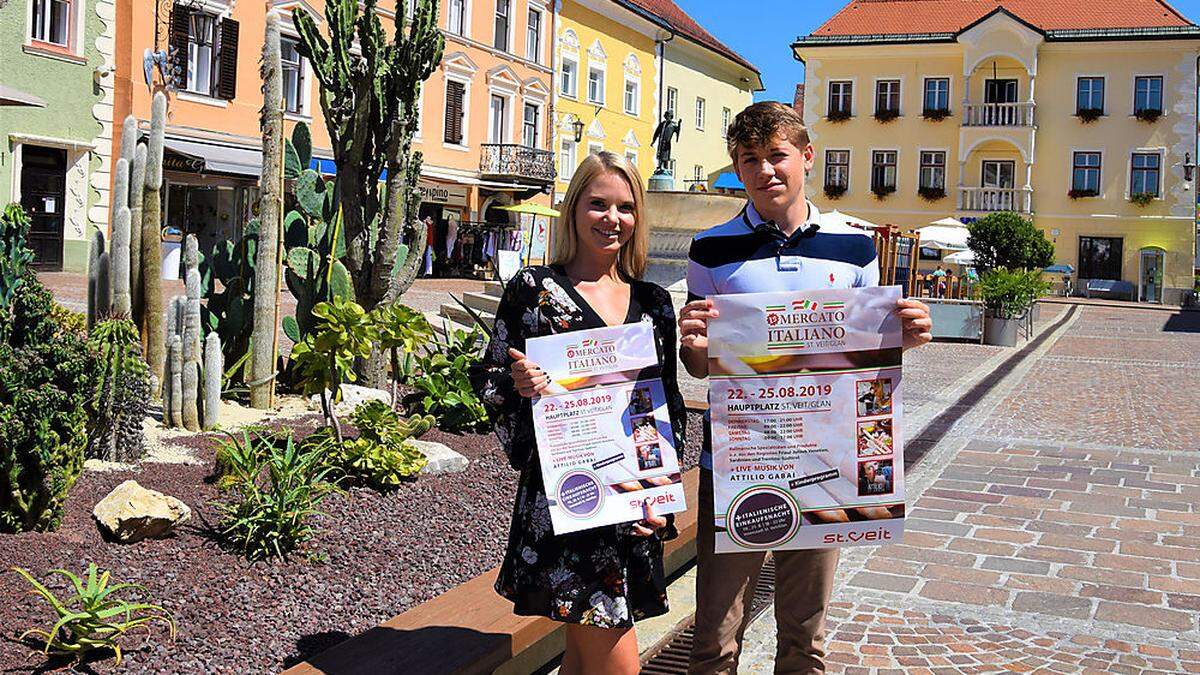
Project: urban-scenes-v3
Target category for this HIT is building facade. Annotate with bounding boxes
[794,1,1200,304]
[2,0,114,271]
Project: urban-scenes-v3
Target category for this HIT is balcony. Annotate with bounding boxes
[959,187,1032,214]
[962,102,1035,128]
[480,144,556,183]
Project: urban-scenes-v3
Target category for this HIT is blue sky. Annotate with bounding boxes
[678,0,1200,103]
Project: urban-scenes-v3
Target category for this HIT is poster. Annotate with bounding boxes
[707,287,905,552]
[527,321,686,534]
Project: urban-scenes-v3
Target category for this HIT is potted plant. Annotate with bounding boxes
[824,184,847,200]
[826,109,852,123]
[1076,108,1104,123]
[871,184,896,199]
[918,186,946,202]
[1068,188,1099,199]
[874,108,900,123]
[922,108,952,122]
[979,268,1049,347]
[1130,191,1156,207]
[1135,108,1163,123]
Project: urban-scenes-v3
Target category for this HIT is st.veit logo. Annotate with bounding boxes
[765,299,849,351]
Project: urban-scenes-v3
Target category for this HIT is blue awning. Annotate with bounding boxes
[309,158,337,175]
[1044,264,1075,274]
[712,172,744,190]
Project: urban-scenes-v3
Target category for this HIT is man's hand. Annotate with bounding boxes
[896,298,933,349]
[679,299,719,378]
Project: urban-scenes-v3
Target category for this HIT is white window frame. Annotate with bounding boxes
[488,91,513,144]
[1129,148,1164,198]
[922,77,951,113]
[918,149,947,190]
[443,73,472,151]
[695,97,706,131]
[28,0,79,51]
[623,75,639,116]
[828,80,853,116]
[493,0,513,53]
[521,99,542,149]
[692,164,704,182]
[525,6,542,63]
[825,149,850,190]
[874,78,902,115]
[560,138,577,181]
[447,0,470,37]
[184,11,221,97]
[871,149,899,191]
[666,86,678,117]
[721,107,731,138]
[587,65,605,105]
[560,55,578,99]
[588,141,604,156]
[279,34,311,118]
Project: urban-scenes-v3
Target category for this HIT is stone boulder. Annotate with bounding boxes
[413,440,469,475]
[93,480,191,543]
[308,384,391,417]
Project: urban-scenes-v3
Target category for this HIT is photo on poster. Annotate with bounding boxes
[858,459,894,497]
[856,418,894,457]
[856,377,893,417]
[629,385,655,415]
[631,414,659,444]
[636,442,664,471]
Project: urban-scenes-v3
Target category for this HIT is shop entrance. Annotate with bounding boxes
[20,146,67,271]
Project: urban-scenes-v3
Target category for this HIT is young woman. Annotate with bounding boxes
[471,152,687,675]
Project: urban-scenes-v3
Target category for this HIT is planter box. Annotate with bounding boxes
[983,315,1020,347]
[926,299,983,341]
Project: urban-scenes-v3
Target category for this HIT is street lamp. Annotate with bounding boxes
[571,118,585,144]
[1182,152,1197,183]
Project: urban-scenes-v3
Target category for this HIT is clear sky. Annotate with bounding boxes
[676,0,1200,103]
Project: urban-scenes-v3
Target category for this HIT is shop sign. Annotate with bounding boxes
[418,181,468,206]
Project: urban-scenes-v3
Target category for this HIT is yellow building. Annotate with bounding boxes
[794,1,1200,304]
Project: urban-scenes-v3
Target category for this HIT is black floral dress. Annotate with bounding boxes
[470,265,688,628]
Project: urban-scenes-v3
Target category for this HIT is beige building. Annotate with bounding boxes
[793,0,1200,304]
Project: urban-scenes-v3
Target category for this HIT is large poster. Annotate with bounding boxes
[527,321,686,534]
[707,287,905,552]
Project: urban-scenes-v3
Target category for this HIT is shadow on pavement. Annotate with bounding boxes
[1163,312,1200,334]
[285,625,511,674]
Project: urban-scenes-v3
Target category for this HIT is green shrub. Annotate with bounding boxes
[289,297,378,441]
[0,274,91,533]
[0,204,35,333]
[87,319,150,463]
[404,326,489,433]
[1129,191,1156,207]
[213,429,338,561]
[13,563,175,666]
[979,268,1051,319]
[967,212,1054,273]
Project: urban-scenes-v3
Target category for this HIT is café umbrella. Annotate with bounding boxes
[496,203,561,218]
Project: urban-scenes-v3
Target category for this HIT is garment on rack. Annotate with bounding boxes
[445,219,459,258]
[423,244,433,276]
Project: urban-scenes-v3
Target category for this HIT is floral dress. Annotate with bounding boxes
[470,265,688,628]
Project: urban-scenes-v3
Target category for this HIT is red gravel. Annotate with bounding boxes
[0,411,704,673]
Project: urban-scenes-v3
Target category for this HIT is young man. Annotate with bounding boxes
[680,102,932,674]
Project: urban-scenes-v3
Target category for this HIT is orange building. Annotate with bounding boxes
[110,0,555,274]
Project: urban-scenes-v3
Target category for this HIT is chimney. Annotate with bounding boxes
[793,84,806,121]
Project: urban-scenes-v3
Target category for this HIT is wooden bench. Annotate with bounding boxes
[284,469,702,675]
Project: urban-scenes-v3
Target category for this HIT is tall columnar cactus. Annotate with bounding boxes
[163,294,185,427]
[142,92,168,392]
[203,332,223,430]
[182,236,202,430]
[168,335,183,427]
[130,143,147,323]
[251,12,285,410]
[111,158,132,316]
[120,116,137,167]
[87,229,111,329]
[87,319,150,462]
[293,0,441,386]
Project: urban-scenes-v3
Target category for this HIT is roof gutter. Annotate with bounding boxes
[792,24,1200,49]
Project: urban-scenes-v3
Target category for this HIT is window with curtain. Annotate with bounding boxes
[871,150,897,191]
[1072,152,1101,193]
[875,80,900,115]
[828,81,852,116]
[825,150,849,189]
[1131,152,1161,196]
[919,151,945,189]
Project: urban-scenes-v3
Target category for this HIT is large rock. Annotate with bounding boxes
[93,480,191,543]
[308,384,390,417]
[413,440,469,475]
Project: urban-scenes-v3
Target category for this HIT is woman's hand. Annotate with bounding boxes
[678,299,719,352]
[896,298,933,350]
[631,502,667,538]
[508,348,550,398]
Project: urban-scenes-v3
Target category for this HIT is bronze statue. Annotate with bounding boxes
[651,110,682,174]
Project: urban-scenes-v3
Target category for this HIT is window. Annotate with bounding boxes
[448,0,466,36]
[1079,236,1123,281]
[919,151,945,190]
[560,139,577,179]
[828,81,852,116]
[1131,152,1161,196]
[825,150,849,189]
[587,66,604,104]
[171,7,238,100]
[522,102,539,148]
[444,80,466,144]
[695,97,706,130]
[488,94,507,143]
[526,8,541,62]
[722,107,731,138]
[494,0,510,52]
[923,78,949,113]
[666,87,678,116]
[624,78,638,115]
[693,165,704,182]
[588,142,603,156]
[1072,152,1101,194]
[281,37,306,115]
[625,149,637,166]
[30,0,72,46]
[1134,76,1163,113]
[1076,77,1105,114]
[186,12,218,96]
[560,57,577,97]
[668,158,677,177]
[871,150,897,192]
[875,80,900,115]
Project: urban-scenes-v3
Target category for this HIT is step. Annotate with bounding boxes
[484,281,504,296]
[440,302,495,330]
[462,291,501,315]
[424,311,470,340]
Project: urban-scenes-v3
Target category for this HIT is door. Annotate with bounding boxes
[1139,248,1164,303]
[19,146,68,271]
[981,160,1015,211]
[489,94,507,144]
[984,79,1019,125]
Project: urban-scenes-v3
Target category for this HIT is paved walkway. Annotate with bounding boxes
[739,305,1200,673]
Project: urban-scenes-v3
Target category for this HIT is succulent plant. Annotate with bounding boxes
[87,319,150,462]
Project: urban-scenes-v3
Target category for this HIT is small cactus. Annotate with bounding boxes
[168,335,183,427]
[203,332,223,430]
[87,228,108,329]
[87,319,150,462]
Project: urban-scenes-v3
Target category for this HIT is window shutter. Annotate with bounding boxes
[217,19,239,100]
[169,5,191,89]
[445,81,464,144]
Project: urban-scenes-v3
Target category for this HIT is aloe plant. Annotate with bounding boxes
[13,564,175,665]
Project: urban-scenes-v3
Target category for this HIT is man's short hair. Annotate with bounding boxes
[726,101,810,161]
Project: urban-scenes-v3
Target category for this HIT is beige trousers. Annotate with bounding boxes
[688,469,841,675]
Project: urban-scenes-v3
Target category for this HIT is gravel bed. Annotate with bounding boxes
[0,410,705,673]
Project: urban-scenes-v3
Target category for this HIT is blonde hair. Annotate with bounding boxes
[551,151,649,280]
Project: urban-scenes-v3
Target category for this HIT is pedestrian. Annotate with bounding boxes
[470,151,688,675]
[679,101,932,674]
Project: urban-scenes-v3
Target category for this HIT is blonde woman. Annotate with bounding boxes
[471,152,687,674]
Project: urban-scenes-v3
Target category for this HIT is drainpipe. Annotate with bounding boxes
[656,29,676,122]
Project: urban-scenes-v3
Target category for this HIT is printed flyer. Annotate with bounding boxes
[526,321,686,535]
[707,286,905,552]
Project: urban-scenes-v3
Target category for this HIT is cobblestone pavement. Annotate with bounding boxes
[738,305,1200,673]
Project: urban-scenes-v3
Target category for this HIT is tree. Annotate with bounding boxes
[293,0,443,386]
[967,212,1054,272]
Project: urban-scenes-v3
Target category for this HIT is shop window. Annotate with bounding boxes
[1078,236,1123,281]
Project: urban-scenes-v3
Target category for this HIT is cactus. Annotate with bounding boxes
[111,159,132,316]
[203,332,222,430]
[130,143,147,323]
[87,319,150,462]
[251,12,285,410]
[281,164,351,345]
[200,229,256,386]
[395,413,435,440]
[142,92,167,392]
[293,0,441,386]
[120,115,137,167]
[0,204,35,332]
[167,335,182,427]
[162,295,185,426]
[181,236,202,430]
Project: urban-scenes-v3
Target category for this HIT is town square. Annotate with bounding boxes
[2,0,1200,672]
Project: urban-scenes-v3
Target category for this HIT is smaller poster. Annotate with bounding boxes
[526,321,686,534]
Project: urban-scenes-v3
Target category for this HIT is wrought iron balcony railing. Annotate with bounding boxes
[480,144,556,183]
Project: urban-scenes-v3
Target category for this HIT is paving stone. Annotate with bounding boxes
[1078,583,1163,605]
[848,572,919,594]
[919,581,1009,607]
[905,518,973,537]
[980,556,1052,575]
[1094,601,1195,631]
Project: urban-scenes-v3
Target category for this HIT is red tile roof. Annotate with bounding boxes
[619,0,760,75]
[811,0,1194,37]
